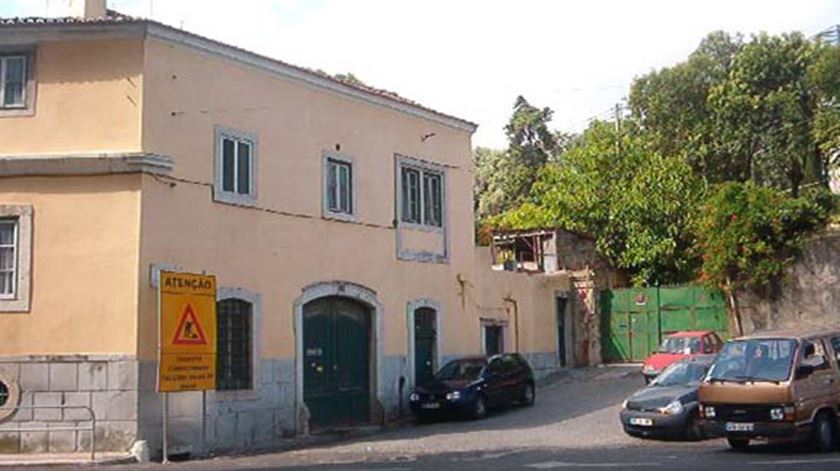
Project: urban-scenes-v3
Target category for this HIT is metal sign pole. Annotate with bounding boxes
[162,392,170,464]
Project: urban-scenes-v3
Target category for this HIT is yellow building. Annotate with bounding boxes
[0,0,580,456]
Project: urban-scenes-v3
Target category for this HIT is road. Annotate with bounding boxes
[26,367,840,470]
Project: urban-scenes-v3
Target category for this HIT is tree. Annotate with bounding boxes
[496,120,704,286]
[474,96,561,220]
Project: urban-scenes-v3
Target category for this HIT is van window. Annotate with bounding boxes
[708,338,797,382]
[831,337,840,364]
[802,340,830,371]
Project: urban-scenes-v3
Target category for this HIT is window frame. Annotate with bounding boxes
[0,205,32,313]
[0,48,36,117]
[213,126,258,206]
[214,287,262,401]
[396,157,446,232]
[0,219,18,300]
[322,152,356,220]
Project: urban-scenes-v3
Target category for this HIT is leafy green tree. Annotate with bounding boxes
[496,120,704,286]
[630,31,742,182]
[473,146,509,219]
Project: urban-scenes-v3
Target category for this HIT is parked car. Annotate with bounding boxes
[642,331,723,383]
[621,355,715,439]
[409,353,535,421]
[699,328,840,452]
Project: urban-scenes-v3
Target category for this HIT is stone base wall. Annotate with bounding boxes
[0,355,139,454]
[523,351,561,382]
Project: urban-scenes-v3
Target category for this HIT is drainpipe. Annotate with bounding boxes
[503,296,520,352]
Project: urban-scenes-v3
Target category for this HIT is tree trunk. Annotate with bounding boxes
[725,277,744,337]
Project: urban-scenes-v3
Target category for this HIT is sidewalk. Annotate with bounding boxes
[0,452,135,467]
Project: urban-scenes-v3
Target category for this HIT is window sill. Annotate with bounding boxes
[397,249,449,264]
[399,221,444,234]
[0,106,35,118]
[213,189,257,208]
[213,388,260,402]
[323,210,357,223]
[0,297,30,313]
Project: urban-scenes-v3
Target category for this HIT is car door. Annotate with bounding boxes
[500,354,524,404]
[792,339,836,421]
[483,358,506,407]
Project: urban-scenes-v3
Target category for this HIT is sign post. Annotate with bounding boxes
[157,271,217,462]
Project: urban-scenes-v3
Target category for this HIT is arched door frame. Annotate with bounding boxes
[293,281,384,434]
[406,298,442,391]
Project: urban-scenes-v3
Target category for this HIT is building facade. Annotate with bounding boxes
[0,2,573,457]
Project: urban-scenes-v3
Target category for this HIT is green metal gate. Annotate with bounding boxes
[601,286,729,363]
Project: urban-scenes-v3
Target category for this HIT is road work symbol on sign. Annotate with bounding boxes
[158,271,217,392]
[171,304,208,346]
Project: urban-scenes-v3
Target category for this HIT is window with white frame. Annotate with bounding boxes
[400,164,443,228]
[0,219,17,298]
[216,298,253,391]
[0,55,26,109]
[214,128,257,205]
[325,157,353,215]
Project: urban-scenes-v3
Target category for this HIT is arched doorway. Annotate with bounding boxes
[303,296,372,429]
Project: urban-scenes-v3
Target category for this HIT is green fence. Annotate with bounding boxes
[600,285,729,363]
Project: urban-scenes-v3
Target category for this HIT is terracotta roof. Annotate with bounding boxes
[0,11,477,131]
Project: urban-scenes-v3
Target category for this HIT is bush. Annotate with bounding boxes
[696,182,832,290]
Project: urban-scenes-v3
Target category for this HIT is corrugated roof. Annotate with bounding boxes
[0,11,477,131]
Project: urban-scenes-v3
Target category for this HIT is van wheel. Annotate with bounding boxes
[727,437,750,450]
[472,395,487,420]
[814,412,837,452]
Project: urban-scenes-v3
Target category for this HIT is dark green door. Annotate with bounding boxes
[414,307,437,385]
[303,297,371,429]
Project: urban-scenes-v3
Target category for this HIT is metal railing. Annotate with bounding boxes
[0,405,97,461]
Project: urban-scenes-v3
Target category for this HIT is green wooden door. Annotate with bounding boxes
[303,297,371,429]
[414,307,437,385]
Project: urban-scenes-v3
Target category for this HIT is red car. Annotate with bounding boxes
[641,331,723,383]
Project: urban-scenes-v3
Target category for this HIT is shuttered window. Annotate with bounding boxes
[1,56,26,108]
[400,165,443,227]
[216,298,253,391]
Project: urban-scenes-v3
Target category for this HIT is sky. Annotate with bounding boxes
[2,0,838,148]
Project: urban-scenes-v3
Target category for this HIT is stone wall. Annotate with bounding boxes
[737,228,840,334]
[0,355,139,454]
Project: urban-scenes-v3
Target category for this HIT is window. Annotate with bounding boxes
[325,156,354,216]
[1,55,26,108]
[216,298,253,391]
[832,337,840,364]
[400,164,443,228]
[0,380,7,407]
[484,324,505,356]
[0,206,31,312]
[214,128,257,205]
[0,219,17,299]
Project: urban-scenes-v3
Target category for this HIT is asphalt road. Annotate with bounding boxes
[24,367,840,470]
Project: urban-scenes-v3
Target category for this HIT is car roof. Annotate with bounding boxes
[736,326,840,342]
[666,330,715,338]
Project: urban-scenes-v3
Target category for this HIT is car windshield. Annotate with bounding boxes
[707,339,797,382]
[652,360,709,387]
[435,359,485,381]
[659,336,702,354]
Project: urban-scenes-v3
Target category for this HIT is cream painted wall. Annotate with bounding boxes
[0,175,141,355]
[473,248,570,355]
[136,37,478,361]
[0,38,143,156]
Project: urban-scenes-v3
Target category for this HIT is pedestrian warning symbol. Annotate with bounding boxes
[158,271,217,392]
[172,304,208,346]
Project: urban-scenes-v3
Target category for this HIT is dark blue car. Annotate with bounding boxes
[409,353,535,421]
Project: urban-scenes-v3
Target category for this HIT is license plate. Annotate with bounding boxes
[725,422,754,432]
[421,402,440,410]
[629,417,653,426]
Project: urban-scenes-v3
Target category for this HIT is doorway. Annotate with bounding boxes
[413,307,438,385]
[303,296,371,429]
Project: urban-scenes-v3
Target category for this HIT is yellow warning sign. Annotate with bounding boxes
[158,271,217,392]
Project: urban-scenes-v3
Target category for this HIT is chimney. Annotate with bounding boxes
[46,0,108,19]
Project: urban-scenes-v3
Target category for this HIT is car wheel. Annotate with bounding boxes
[521,383,536,407]
[684,416,702,441]
[727,436,750,451]
[472,395,487,420]
[814,412,837,452]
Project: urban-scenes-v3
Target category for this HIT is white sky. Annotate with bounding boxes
[2,0,838,148]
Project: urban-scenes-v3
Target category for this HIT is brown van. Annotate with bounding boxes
[698,328,840,451]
